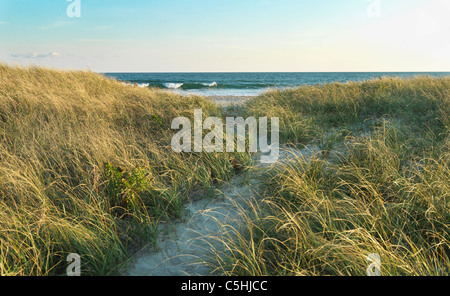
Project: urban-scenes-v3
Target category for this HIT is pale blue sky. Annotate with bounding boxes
[0,0,449,72]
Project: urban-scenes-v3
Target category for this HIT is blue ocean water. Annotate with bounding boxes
[103,72,450,96]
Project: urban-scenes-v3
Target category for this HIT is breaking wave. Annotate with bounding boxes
[163,83,184,89]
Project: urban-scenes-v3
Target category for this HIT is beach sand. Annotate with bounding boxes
[205,95,255,107]
[122,145,320,276]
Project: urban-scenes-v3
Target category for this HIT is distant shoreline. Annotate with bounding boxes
[205,95,255,107]
[106,72,450,99]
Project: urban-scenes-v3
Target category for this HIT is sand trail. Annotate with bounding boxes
[122,146,319,276]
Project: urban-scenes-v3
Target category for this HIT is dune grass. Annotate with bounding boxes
[2,66,448,276]
[245,76,448,145]
[211,76,450,276]
[0,64,251,275]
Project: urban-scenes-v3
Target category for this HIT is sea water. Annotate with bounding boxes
[104,72,450,97]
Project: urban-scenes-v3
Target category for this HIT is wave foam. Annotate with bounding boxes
[202,82,217,87]
[122,82,149,88]
[164,83,184,89]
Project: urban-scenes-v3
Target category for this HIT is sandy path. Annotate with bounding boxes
[121,157,265,276]
[205,96,255,107]
[122,172,259,276]
[121,95,321,276]
[120,145,319,276]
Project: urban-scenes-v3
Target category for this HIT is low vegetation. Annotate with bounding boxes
[0,64,250,275]
[212,76,450,276]
[1,65,448,276]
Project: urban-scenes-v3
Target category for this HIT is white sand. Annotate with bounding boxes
[205,95,255,107]
[121,173,259,276]
[121,145,320,276]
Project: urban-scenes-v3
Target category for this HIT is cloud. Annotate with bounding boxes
[38,21,70,30]
[75,39,113,42]
[11,52,60,59]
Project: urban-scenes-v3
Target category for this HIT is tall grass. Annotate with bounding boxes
[212,76,450,276]
[245,76,449,145]
[0,64,251,275]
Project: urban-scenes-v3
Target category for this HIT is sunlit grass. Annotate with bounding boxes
[0,64,251,275]
[210,76,450,276]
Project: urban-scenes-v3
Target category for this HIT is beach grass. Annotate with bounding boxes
[1,65,449,276]
[0,64,251,275]
[210,76,450,276]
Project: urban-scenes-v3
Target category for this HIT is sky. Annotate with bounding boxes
[0,0,449,72]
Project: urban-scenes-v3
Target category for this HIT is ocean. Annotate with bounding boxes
[103,72,450,97]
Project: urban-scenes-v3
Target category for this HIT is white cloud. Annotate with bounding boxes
[38,21,70,30]
[11,52,60,59]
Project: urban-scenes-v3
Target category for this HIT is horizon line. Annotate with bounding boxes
[100,71,450,74]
